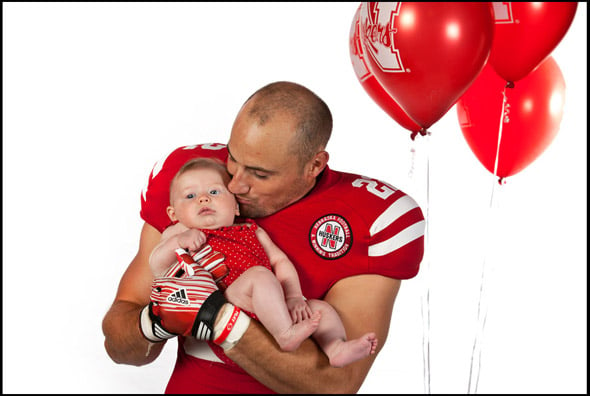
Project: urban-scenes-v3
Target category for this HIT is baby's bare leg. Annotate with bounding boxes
[307,299,378,367]
[225,266,320,352]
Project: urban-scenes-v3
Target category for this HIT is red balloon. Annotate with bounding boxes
[349,5,422,137]
[457,57,565,180]
[360,2,494,130]
[489,2,577,84]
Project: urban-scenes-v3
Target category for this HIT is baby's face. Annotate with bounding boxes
[168,168,239,229]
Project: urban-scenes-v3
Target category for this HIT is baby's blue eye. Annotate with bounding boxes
[209,189,220,195]
[186,193,195,199]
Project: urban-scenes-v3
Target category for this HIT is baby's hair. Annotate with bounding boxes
[169,157,231,202]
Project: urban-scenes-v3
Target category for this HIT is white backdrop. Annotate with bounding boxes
[3,2,586,394]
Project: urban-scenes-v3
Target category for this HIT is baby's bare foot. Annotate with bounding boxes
[329,332,378,368]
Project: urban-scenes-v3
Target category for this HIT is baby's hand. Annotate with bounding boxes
[286,297,313,324]
[176,229,207,254]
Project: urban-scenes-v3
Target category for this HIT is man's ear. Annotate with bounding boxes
[166,206,177,222]
[308,150,329,178]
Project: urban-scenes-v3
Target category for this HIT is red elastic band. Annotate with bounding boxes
[213,305,241,345]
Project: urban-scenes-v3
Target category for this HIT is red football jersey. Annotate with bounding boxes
[140,143,425,394]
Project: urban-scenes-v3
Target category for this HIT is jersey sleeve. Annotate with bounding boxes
[140,143,228,233]
[367,190,425,279]
[347,174,425,279]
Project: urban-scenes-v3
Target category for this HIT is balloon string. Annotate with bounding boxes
[492,85,509,183]
[467,85,509,393]
[419,133,431,394]
[408,148,416,178]
[409,131,432,393]
[467,179,503,394]
[408,128,428,178]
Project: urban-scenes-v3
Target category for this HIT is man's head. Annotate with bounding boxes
[167,158,239,229]
[226,81,332,218]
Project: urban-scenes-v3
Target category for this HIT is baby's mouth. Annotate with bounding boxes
[199,207,214,215]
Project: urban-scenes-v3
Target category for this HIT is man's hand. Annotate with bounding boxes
[140,249,250,349]
[191,244,229,291]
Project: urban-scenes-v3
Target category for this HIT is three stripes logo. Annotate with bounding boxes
[167,289,190,305]
[194,322,212,340]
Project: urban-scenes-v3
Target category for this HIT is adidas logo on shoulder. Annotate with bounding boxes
[167,289,190,305]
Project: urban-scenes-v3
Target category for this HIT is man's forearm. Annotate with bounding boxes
[225,320,367,393]
[102,300,166,366]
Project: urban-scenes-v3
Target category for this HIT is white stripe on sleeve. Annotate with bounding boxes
[370,195,420,236]
[368,220,425,257]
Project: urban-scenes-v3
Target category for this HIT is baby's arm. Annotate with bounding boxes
[254,226,312,323]
[149,224,207,277]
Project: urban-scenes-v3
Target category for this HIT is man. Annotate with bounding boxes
[102,81,425,393]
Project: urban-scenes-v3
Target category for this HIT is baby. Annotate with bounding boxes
[149,157,377,367]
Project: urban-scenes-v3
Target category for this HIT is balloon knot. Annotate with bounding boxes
[410,128,429,141]
[498,177,506,185]
[505,81,515,89]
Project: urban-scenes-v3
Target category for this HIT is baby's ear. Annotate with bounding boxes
[167,206,177,221]
[235,203,240,216]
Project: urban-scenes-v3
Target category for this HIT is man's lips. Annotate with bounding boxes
[236,197,251,205]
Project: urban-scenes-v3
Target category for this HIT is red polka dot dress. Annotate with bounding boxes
[200,218,272,289]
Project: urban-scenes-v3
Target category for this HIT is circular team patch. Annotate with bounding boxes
[309,214,352,259]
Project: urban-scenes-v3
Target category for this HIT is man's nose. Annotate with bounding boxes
[228,169,249,195]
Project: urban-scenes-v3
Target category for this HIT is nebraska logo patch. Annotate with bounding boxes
[309,214,352,259]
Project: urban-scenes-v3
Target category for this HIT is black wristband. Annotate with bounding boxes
[192,290,227,340]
